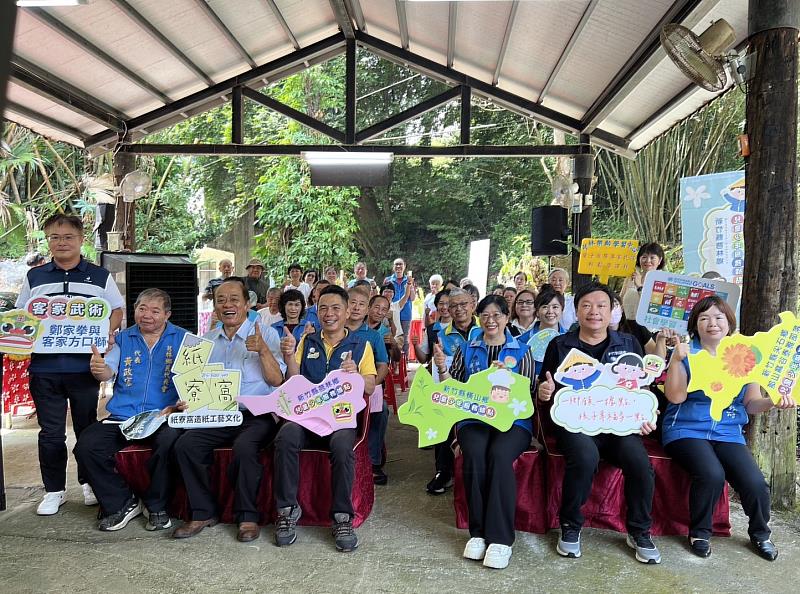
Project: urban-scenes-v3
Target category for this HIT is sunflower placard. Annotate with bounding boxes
[687,311,800,420]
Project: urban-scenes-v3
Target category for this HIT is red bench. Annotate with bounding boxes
[115,409,374,528]
[453,409,731,537]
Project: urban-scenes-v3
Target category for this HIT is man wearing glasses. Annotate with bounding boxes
[15,214,124,516]
[424,288,476,495]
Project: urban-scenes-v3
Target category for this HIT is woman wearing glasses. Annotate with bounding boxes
[508,288,538,343]
[434,295,535,570]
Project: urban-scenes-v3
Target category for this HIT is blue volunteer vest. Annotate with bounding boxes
[106,321,187,420]
[299,330,368,384]
[460,329,533,432]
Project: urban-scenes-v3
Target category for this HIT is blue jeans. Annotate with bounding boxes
[368,401,389,466]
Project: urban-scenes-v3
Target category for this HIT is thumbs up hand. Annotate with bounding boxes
[538,371,556,402]
[302,321,316,336]
[90,343,111,376]
[246,321,267,354]
[433,341,447,373]
[340,350,358,374]
[280,326,297,359]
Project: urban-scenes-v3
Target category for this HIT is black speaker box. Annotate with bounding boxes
[101,253,198,334]
[531,206,569,256]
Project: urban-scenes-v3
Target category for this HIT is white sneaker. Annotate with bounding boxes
[463,537,487,560]
[483,543,512,569]
[37,491,66,516]
[82,484,98,506]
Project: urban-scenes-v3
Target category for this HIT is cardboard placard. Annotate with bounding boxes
[0,296,111,355]
[636,271,741,334]
[527,328,560,362]
[550,348,662,436]
[398,366,533,447]
[120,409,166,440]
[577,238,639,283]
[238,369,366,436]
[687,311,800,420]
[168,333,242,429]
[680,171,745,284]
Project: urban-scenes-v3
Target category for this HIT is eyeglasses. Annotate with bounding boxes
[449,302,470,311]
[516,299,535,306]
[479,312,506,322]
[47,234,80,243]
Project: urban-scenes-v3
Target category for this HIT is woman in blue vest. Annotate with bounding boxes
[435,294,535,570]
[271,288,306,337]
[664,296,795,561]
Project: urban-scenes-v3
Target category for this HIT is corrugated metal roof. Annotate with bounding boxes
[4,0,748,155]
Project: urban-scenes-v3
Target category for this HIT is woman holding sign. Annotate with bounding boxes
[663,296,795,561]
[435,294,535,570]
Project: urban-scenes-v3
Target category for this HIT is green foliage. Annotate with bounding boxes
[0,123,88,259]
[251,158,360,276]
[595,89,745,245]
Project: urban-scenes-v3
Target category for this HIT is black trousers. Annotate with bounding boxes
[75,420,180,514]
[555,428,654,536]
[28,372,99,492]
[458,424,530,546]
[434,428,456,476]
[665,438,771,541]
[273,421,356,518]
[173,412,277,523]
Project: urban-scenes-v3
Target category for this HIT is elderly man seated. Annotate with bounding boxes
[75,288,187,532]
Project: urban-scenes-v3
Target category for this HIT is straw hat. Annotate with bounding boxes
[246,258,265,270]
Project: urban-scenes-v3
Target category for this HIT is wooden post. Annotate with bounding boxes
[112,152,137,252]
[742,0,799,509]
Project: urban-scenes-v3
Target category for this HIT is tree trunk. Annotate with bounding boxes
[742,22,798,509]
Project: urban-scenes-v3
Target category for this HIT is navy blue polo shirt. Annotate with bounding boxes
[16,257,124,374]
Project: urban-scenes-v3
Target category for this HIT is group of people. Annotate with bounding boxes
[16,217,794,569]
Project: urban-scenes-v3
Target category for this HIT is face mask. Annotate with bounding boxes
[611,305,622,325]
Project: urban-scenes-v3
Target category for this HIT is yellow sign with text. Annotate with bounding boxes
[578,238,640,283]
[687,311,799,420]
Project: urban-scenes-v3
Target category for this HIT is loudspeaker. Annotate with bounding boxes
[531,206,569,256]
[101,253,198,333]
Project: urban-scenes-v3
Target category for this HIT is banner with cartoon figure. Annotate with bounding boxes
[577,239,639,284]
[635,271,741,334]
[550,348,663,436]
[168,333,243,429]
[687,311,800,420]
[397,366,533,447]
[0,296,111,355]
[680,171,745,284]
[238,369,366,436]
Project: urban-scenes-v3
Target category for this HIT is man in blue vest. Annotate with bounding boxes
[427,288,476,495]
[15,214,124,516]
[275,285,377,552]
[383,258,413,357]
[75,288,186,532]
[346,286,391,486]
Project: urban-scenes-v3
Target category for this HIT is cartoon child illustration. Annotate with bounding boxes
[721,177,745,213]
[554,350,603,390]
[487,368,515,403]
[609,353,649,390]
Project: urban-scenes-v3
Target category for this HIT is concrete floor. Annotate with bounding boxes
[2,380,800,593]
